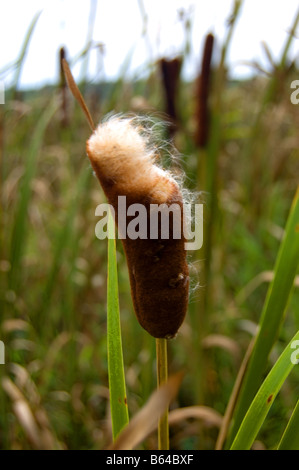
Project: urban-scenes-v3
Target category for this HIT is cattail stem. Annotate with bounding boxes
[156,338,169,450]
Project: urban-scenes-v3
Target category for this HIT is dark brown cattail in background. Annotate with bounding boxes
[159,57,182,136]
[195,33,214,147]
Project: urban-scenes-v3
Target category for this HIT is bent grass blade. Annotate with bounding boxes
[230,330,299,450]
[109,372,183,450]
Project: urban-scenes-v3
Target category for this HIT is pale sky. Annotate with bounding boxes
[1,0,299,88]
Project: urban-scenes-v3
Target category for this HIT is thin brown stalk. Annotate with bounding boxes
[156,338,169,449]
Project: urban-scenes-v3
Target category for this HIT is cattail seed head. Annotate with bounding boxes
[87,116,189,338]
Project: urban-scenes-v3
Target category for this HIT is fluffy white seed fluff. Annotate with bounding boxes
[87,116,179,203]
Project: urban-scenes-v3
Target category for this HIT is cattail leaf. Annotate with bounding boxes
[107,210,129,439]
[230,330,299,450]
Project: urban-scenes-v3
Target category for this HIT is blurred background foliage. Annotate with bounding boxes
[0,0,298,450]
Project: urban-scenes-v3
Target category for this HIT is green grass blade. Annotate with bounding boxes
[9,98,59,291]
[277,399,299,450]
[107,210,129,439]
[41,168,91,304]
[228,186,299,445]
[38,167,92,336]
[230,330,299,450]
